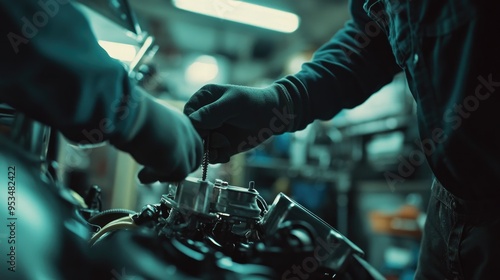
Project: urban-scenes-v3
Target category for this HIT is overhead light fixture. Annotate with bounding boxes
[185,55,220,84]
[98,40,138,62]
[172,0,300,33]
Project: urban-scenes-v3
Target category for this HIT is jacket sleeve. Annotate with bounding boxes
[280,0,401,131]
[0,0,143,145]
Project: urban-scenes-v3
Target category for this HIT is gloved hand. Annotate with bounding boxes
[183,83,296,163]
[111,94,203,184]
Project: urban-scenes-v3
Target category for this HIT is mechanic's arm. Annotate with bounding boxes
[0,0,202,183]
[289,0,401,130]
[184,0,400,163]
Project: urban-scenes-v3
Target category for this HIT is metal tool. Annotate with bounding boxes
[201,136,210,181]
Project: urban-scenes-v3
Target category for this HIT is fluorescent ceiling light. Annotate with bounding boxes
[172,0,300,33]
[98,40,137,62]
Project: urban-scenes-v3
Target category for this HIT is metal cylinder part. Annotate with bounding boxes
[213,185,261,219]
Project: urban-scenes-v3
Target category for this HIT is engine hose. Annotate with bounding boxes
[87,208,137,227]
[89,216,137,246]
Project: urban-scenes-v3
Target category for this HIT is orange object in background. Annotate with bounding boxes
[369,204,422,238]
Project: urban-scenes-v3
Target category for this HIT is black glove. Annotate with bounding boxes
[183,82,296,163]
[111,94,203,184]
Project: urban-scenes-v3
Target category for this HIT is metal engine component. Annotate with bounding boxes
[163,177,263,221]
[212,179,262,219]
[175,178,213,214]
[262,193,365,273]
[90,177,384,279]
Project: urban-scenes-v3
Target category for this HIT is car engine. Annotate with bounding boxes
[84,177,385,280]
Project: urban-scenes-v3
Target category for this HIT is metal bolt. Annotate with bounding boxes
[248,181,255,191]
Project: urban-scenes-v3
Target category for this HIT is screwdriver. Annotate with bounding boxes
[201,136,210,181]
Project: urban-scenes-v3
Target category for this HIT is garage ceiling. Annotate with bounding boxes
[86,0,351,98]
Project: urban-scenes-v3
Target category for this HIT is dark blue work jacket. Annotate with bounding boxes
[284,0,500,199]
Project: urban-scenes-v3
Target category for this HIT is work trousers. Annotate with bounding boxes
[415,180,500,279]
